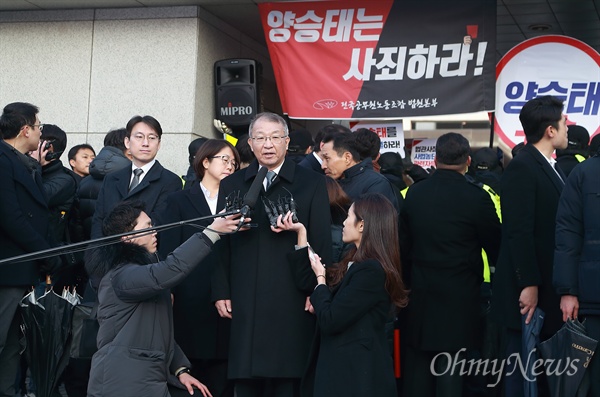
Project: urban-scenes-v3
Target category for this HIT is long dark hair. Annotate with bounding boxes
[328,193,408,309]
[325,176,351,224]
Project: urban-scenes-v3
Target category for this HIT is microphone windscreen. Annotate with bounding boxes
[243,166,268,209]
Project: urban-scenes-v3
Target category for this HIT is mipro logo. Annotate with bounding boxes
[220,105,253,116]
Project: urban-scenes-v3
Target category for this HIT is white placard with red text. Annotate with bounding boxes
[351,121,405,158]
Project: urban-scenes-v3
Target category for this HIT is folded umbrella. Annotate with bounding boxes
[538,318,598,397]
[20,285,79,397]
[522,307,545,397]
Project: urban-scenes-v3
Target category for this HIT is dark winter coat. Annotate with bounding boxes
[491,144,564,338]
[0,141,52,286]
[338,158,400,211]
[400,169,501,351]
[91,160,181,238]
[213,159,332,379]
[157,183,230,360]
[85,232,216,397]
[554,155,600,316]
[77,146,130,240]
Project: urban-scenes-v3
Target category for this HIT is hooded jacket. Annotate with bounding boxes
[77,147,130,239]
[85,231,215,397]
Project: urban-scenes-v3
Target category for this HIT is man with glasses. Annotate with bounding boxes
[213,112,332,397]
[0,102,61,396]
[91,115,182,239]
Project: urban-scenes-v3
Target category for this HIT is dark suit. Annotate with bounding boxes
[213,160,332,383]
[0,141,53,395]
[303,258,396,397]
[91,161,182,238]
[399,169,501,396]
[491,144,564,338]
[298,152,324,174]
[157,183,232,397]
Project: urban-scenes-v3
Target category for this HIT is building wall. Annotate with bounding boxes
[0,6,276,176]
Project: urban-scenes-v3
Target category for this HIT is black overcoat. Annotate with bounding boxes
[158,183,230,360]
[400,169,501,351]
[491,144,564,338]
[213,160,332,379]
[91,161,181,238]
[304,258,397,397]
[0,142,52,286]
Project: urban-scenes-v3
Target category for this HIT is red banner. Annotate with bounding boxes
[259,0,496,119]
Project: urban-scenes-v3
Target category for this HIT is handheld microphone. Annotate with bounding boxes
[240,166,268,217]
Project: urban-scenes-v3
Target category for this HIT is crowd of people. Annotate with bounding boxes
[0,96,599,397]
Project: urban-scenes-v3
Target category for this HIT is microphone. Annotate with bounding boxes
[240,166,268,217]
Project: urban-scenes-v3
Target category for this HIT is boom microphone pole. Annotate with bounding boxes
[0,208,243,266]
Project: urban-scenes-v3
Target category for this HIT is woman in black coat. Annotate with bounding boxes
[279,193,408,397]
[158,139,239,397]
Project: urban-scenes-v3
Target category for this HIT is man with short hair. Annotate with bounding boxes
[68,143,96,179]
[298,124,350,174]
[38,124,79,246]
[321,132,399,210]
[0,102,60,396]
[400,132,501,397]
[213,112,332,397]
[91,115,182,239]
[286,128,313,163]
[491,95,568,396]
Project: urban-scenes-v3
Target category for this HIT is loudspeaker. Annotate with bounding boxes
[215,59,261,129]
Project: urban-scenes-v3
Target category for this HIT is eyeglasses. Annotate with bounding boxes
[211,155,238,169]
[250,135,288,145]
[131,133,160,142]
[29,124,45,131]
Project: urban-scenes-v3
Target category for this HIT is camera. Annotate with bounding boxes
[42,139,62,161]
[43,139,55,151]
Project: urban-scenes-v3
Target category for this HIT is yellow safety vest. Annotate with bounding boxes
[480,183,501,283]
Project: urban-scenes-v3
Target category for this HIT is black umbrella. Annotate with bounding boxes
[20,284,79,397]
[538,318,598,397]
[522,307,545,397]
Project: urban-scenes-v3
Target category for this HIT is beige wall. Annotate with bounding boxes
[0,6,276,176]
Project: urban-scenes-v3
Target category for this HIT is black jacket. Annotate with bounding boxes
[41,159,78,244]
[556,152,586,178]
[304,258,396,397]
[400,169,501,351]
[157,183,230,360]
[554,155,600,315]
[338,158,400,211]
[77,147,131,240]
